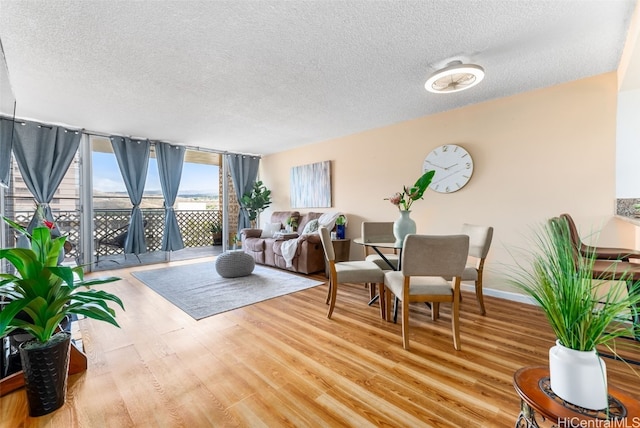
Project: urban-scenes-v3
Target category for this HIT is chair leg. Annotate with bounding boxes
[476,278,486,316]
[327,279,338,319]
[431,302,440,321]
[378,283,386,319]
[401,299,410,350]
[384,285,392,321]
[325,281,331,305]
[626,280,640,340]
[452,296,461,350]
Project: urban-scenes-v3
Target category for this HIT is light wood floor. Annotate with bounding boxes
[2,257,639,427]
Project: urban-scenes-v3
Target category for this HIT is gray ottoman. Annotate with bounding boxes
[215,250,256,278]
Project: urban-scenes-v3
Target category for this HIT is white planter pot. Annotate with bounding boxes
[549,340,608,410]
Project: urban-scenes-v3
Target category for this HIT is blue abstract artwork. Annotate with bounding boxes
[290,160,331,208]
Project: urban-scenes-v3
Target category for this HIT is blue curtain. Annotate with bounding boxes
[227,154,260,232]
[0,117,16,188]
[110,136,150,255]
[12,120,81,230]
[155,142,185,251]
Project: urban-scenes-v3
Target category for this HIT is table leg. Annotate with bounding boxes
[515,400,540,428]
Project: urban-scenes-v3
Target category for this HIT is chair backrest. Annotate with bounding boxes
[461,223,493,259]
[559,213,583,249]
[318,226,335,261]
[361,222,395,243]
[401,234,469,278]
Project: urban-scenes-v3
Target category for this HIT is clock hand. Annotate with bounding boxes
[444,163,458,170]
[425,160,446,169]
[433,168,465,184]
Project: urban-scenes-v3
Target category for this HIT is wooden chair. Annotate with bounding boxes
[561,213,640,261]
[361,222,399,300]
[554,216,640,340]
[382,234,469,350]
[460,223,494,315]
[318,226,385,319]
[361,222,399,270]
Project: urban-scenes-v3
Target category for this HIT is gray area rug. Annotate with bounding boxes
[131,262,324,320]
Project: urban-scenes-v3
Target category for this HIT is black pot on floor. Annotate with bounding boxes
[19,332,71,417]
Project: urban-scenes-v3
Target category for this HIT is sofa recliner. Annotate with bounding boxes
[240,211,326,274]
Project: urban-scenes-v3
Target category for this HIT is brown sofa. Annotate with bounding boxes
[240,211,326,274]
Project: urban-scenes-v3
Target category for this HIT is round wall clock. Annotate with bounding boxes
[422,144,474,193]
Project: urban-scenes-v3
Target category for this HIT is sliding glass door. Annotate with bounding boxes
[91,136,222,270]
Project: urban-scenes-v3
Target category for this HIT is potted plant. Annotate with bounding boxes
[0,217,123,416]
[507,216,640,410]
[210,223,223,245]
[285,216,298,233]
[240,181,272,228]
[335,215,347,239]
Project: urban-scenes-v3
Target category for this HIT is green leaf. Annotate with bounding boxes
[0,299,29,336]
[412,169,435,200]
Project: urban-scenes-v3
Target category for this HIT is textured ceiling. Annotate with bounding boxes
[0,0,637,155]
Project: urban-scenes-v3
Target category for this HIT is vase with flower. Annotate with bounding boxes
[385,170,435,245]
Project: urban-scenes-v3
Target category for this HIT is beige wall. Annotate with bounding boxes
[259,72,637,294]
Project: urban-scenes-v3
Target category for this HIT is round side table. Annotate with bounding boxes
[215,250,255,278]
[513,366,639,428]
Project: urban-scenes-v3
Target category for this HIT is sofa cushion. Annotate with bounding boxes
[271,211,300,231]
[298,212,322,233]
[301,219,319,234]
[260,222,282,238]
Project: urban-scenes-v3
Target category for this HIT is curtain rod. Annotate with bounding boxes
[0,114,262,158]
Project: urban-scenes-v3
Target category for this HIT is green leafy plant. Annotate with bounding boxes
[210,223,222,234]
[240,181,272,225]
[385,170,435,211]
[335,215,347,226]
[285,216,298,231]
[0,217,123,343]
[507,217,640,352]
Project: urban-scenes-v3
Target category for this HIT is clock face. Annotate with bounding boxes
[422,144,474,193]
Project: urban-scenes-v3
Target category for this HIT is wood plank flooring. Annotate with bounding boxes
[1,257,639,427]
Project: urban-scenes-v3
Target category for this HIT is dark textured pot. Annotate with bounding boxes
[19,332,71,417]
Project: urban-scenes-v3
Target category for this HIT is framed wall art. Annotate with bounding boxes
[290,160,331,208]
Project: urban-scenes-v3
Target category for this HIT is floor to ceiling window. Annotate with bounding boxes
[1,151,82,268]
[91,136,222,270]
[1,132,226,273]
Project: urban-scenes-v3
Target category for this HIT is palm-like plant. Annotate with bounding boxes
[0,217,123,343]
[508,217,640,352]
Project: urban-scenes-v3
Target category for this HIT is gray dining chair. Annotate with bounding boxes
[460,223,494,316]
[382,234,469,350]
[318,226,385,319]
[361,222,400,270]
[361,221,399,300]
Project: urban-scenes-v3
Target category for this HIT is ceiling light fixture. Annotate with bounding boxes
[425,61,485,94]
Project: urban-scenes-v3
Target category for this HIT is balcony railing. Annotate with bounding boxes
[6,209,223,266]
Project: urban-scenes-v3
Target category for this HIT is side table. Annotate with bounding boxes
[513,366,639,428]
[325,238,351,277]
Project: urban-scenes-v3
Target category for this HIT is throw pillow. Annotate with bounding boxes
[301,219,319,235]
[260,222,282,238]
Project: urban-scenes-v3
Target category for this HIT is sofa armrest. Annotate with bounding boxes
[241,228,262,239]
[298,233,321,244]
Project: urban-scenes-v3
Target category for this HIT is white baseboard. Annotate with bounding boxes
[460,283,537,306]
